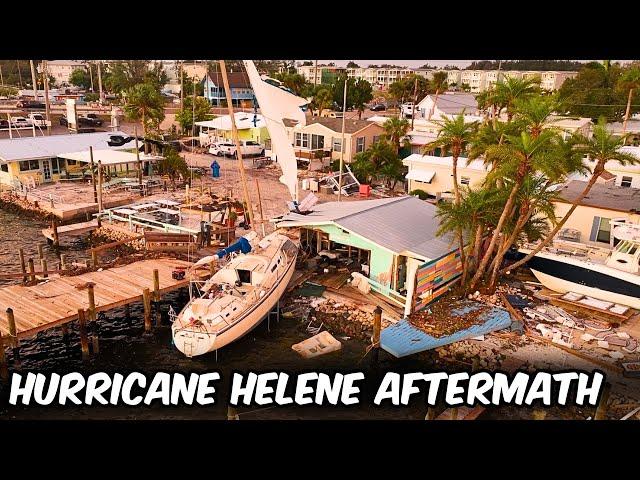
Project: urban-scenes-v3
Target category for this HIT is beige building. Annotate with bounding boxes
[284,117,385,164]
[540,71,577,91]
[346,67,413,90]
[553,180,640,247]
[296,65,345,84]
[402,154,489,199]
[42,60,86,86]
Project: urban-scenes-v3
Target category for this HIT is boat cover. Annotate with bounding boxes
[216,237,252,258]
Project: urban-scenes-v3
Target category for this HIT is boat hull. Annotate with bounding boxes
[172,249,297,357]
[514,250,640,309]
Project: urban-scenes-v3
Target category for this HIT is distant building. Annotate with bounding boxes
[296,65,346,85]
[346,67,413,90]
[42,60,86,86]
[196,112,270,148]
[546,116,593,139]
[202,71,254,107]
[540,71,577,91]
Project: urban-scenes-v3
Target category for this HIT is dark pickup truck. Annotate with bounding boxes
[16,100,45,109]
[60,114,103,127]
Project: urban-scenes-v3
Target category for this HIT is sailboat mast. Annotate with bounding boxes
[219,60,255,229]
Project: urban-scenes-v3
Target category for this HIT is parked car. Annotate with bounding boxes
[59,115,69,127]
[0,119,10,129]
[370,103,387,111]
[215,140,265,157]
[401,102,418,117]
[16,99,45,109]
[78,114,103,127]
[27,113,48,127]
[11,116,31,128]
[208,142,230,156]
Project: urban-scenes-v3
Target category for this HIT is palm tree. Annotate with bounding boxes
[503,118,640,275]
[123,82,165,138]
[493,76,540,121]
[312,87,333,117]
[382,117,410,154]
[468,129,564,291]
[513,95,558,139]
[617,67,640,133]
[421,114,478,205]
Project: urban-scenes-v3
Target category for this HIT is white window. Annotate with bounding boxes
[373,135,380,144]
[356,137,365,153]
[302,133,309,149]
[311,134,324,150]
[460,176,470,185]
[295,132,302,147]
[621,176,633,188]
[333,138,342,152]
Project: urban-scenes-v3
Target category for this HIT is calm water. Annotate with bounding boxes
[0,208,449,420]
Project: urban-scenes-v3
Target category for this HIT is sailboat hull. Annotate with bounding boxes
[172,247,297,357]
[515,250,640,309]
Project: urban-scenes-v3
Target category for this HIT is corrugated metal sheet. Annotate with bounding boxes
[381,303,512,358]
[335,196,457,260]
[0,131,130,162]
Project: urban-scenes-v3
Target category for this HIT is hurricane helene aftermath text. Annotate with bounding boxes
[7,370,605,408]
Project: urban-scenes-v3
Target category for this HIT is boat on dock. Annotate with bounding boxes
[515,221,640,309]
[170,60,308,357]
[171,232,298,357]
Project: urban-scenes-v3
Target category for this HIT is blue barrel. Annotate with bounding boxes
[211,160,220,178]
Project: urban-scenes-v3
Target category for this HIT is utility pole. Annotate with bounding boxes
[16,60,23,88]
[88,62,94,92]
[411,77,418,130]
[97,61,103,105]
[42,61,51,136]
[337,77,348,202]
[0,66,4,86]
[30,60,39,101]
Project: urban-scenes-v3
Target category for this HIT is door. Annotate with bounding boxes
[42,159,52,182]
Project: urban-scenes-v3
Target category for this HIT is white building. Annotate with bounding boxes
[416,92,480,120]
[403,154,489,199]
[460,70,486,93]
[346,67,413,90]
[540,71,578,92]
[42,61,86,86]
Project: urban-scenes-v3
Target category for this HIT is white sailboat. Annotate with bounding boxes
[171,60,308,357]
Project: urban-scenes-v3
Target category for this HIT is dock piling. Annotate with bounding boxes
[0,330,8,381]
[87,283,96,322]
[92,250,98,269]
[61,324,69,342]
[51,218,59,248]
[40,258,48,279]
[372,306,382,364]
[142,288,152,333]
[7,307,20,364]
[125,303,131,322]
[153,269,161,326]
[37,243,44,260]
[594,382,611,420]
[18,248,27,284]
[27,258,35,282]
[77,309,90,360]
[60,254,66,271]
[91,335,100,355]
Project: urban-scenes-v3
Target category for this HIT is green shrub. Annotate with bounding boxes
[410,189,429,200]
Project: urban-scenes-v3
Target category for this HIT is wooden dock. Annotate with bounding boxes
[42,219,100,242]
[0,258,204,339]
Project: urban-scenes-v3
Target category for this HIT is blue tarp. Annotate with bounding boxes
[380,301,513,358]
[216,237,252,258]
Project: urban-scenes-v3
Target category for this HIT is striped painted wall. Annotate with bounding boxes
[414,250,462,312]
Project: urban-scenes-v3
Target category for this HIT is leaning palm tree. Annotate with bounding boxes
[493,76,540,121]
[421,114,478,205]
[468,129,565,291]
[513,95,558,139]
[382,117,410,153]
[502,118,640,275]
[123,82,165,138]
[617,67,640,133]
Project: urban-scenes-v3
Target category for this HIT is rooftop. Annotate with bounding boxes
[0,131,131,162]
[403,154,488,172]
[204,71,251,88]
[418,92,478,115]
[557,180,640,213]
[277,196,458,261]
[284,116,378,134]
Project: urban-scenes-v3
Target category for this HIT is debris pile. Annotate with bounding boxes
[409,300,489,338]
[435,341,507,370]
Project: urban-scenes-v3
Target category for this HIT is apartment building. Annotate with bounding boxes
[297,65,346,85]
[41,61,86,86]
[460,70,486,93]
[346,67,413,90]
[441,69,576,92]
[540,71,578,92]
